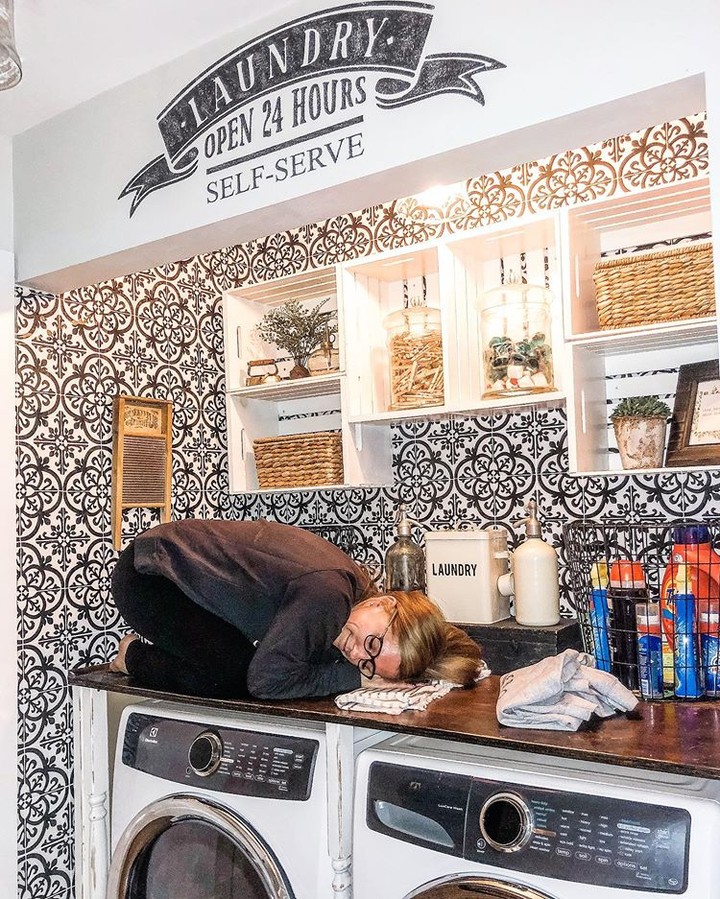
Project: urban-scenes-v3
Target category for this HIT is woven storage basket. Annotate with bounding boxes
[253,431,344,490]
[592,241,715,329]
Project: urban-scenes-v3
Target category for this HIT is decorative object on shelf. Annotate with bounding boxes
[593,241,715,330]
[111,395,173,550]
[666,359,720,467]
[0,0,22,90]
[610,395,671,470]
[307,321,340,376]
[383,283,444,411]
[257,299,337,379]
[253,431,343,490]
[245,358,281,386]
[479,272,555,398]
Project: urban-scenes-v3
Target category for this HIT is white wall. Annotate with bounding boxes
[0,134,17,898]
[12,0,720,292]
[0,136,12,252]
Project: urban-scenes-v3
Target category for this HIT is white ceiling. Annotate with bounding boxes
[0,0,301,137]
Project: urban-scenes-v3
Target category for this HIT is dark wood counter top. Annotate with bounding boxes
[69,664,720,780]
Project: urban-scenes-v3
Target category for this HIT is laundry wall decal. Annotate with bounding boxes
[120,1,505,216]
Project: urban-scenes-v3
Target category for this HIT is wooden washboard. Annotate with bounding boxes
[112,395,172,550]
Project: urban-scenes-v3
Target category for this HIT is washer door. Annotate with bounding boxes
[404,874,557,899]
[107,795,295,899]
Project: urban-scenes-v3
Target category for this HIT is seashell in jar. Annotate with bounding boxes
[506,363,524,380]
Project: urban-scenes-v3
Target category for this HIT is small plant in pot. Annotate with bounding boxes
[610,395,672,470]
[257,298,336,379]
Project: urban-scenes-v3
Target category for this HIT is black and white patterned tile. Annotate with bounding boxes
[13,113,720,899]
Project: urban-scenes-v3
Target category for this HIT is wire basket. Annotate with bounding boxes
[564,520,720,701]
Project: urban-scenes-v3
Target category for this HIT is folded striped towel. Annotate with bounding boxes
[334,662,491,715]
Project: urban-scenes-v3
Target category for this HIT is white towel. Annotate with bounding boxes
[496,649,638,732]
[335,662,491,715]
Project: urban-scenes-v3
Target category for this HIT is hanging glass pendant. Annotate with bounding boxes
[0,0,22,90]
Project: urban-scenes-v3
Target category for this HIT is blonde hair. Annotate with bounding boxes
[383,590,483,687]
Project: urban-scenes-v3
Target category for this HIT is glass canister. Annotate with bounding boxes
[383,299,445,411]
[479,274,555,398]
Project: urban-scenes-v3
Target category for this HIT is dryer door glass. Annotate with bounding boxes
[107,796,294,899]
[404,875,556,899]
[130,820,269,898]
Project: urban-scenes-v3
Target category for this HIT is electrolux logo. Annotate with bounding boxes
[120,1,505,216]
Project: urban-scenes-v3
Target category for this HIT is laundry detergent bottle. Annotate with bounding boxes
[661,524,720,688]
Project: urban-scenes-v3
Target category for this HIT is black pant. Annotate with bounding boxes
[112,544,256,698]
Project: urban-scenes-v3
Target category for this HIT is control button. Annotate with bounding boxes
[574,851,592,861]
[476,839,486,850]
[556,848,571,857]
[616,859,637,870]
[188,731,223,777]
[595,856,611,865]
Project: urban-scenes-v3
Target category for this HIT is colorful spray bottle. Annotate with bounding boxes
[671,564,703,699]
[661,525,720,691]
[589,562,611,672]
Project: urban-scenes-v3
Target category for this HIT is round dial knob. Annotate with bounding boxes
[479,791,534,852]
[188,731,223,776]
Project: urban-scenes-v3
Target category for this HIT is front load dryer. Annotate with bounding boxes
[353,733,720,899]
[108,700,379,899]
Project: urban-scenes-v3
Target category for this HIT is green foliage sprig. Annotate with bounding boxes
[257,299,336,366]
[610,395,671,420]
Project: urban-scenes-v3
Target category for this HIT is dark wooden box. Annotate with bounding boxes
[459,618,583,675]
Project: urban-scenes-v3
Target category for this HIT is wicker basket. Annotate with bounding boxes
[253,431,344,490]
[592,241,715,329]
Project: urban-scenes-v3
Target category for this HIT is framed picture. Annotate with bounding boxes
[666,359,720,467]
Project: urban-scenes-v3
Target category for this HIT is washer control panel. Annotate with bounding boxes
[122,713,318,800]
[367,762,690,893]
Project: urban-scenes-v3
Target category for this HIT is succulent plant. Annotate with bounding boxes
[610,395,671,421]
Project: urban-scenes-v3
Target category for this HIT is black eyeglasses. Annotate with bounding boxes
[358,607,398,679]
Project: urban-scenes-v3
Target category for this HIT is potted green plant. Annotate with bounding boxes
[610,395,672,470]
[257,299,336,378]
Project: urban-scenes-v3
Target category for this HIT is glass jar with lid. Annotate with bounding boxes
[479,274,555,398]
[383,298,445,411]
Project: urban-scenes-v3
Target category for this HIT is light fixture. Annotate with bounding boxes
[0,0,22,90]
[392,181,467,230]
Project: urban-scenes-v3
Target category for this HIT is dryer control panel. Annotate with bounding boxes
[367,761,691,893]
[122,713,318,801]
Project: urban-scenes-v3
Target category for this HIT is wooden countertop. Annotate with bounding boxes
[69,664,720,780]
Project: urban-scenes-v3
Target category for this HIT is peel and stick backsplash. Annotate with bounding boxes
[14,112,719,898]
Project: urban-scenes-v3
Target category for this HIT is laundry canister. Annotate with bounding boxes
[425,528,512,624]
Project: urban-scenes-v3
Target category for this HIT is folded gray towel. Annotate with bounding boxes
[496,649,639,731]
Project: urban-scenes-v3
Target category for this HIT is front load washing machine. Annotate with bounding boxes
[353,733,720,899]
[107,700,379,899]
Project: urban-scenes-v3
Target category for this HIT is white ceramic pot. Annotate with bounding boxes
[613,416,667,469]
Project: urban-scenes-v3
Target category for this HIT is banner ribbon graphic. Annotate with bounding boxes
[120,2,505,216]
